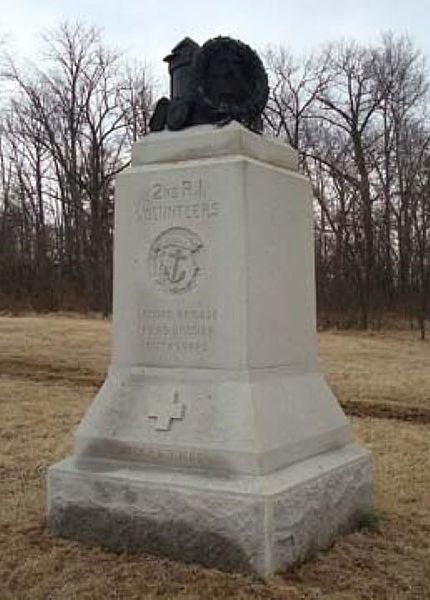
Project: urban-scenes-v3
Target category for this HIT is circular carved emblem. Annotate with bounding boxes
[148,227,204,294]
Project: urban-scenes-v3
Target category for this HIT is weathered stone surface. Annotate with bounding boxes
[47,122,374,577]
[114,124,316,372]
[132,122,298,170]
[73,366,350,476]
[48,444,373,578]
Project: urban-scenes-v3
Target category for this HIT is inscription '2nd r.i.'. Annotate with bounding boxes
[151,179,205,201]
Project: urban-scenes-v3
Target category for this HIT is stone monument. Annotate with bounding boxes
[47,37,373,578]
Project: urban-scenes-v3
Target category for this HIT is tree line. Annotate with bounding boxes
[0,24,429,334]
[264,34,430,336]
[0,23,152,315]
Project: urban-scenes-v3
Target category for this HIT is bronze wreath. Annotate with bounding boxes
[191,37,269,127]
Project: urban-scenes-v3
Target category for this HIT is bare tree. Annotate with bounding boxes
[265,34,430,333]
[1,22,153,313]
[1,27,429,333]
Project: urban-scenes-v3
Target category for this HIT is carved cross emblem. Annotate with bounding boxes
[147,391,185,431]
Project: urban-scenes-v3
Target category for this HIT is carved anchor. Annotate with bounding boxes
[163,248,188,284]
[147,391,185,431]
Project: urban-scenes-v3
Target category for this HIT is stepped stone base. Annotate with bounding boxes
[47,443,373,578]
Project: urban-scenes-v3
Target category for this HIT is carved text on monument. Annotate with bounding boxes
[139,307,217,354]
[120,444,214,469]
[151,179,206,201]
[135,176,220,223]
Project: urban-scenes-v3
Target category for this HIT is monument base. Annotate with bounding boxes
[47,444,373,578]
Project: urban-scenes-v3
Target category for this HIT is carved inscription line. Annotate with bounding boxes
[135,177,220,222]
[121,444,209,468]
[140,308,218,319]
[139,307,218,355]
[138,202,219,222]
[142,323,214,337]
[152,180,206,201]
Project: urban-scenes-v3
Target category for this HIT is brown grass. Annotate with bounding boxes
[319,329,430,408]
[0,314,109,385]
[1,315,429,599]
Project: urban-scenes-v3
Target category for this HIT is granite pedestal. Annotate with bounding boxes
[47,123,373,578]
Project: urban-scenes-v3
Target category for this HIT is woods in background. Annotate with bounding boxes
[0,24,429,334]
[0,23,152,315]
[265,34,430,336]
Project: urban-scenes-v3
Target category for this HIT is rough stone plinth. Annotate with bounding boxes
[48,444,372,578]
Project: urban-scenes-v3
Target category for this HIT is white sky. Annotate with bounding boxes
[2,0,430,92]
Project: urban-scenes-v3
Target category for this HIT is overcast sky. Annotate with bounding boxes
[2,0,430,91]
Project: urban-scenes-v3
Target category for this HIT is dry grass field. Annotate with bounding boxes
[1,315,429,599]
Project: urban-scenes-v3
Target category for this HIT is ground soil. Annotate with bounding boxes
[0,315,429,599]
